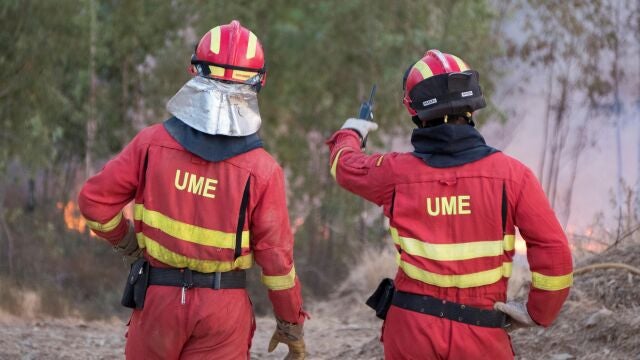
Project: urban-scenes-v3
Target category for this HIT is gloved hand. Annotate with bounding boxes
[268,318,306,360]
[113,221,143,265]
[494,301,537,330]
[341,118,379,145]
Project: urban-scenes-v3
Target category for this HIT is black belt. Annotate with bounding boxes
[148,267,246,289]
[392,291,508,328]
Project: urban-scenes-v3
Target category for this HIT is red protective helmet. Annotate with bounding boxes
[402,49,485,124]
[190,20,267,90]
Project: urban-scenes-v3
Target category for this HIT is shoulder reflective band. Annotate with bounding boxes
[137,233,253,273]
[134,204,250,250]
[390,227,515,261]
[396,253,512,288]
[85,212,123,232]
[531,271,573,291]
[261,266,296,291]
[330,147,350,180]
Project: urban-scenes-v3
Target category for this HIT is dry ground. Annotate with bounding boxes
[1,243,639,359]
[0,301,380,360]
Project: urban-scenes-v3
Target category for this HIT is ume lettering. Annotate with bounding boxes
[174,169,218,199]
[426,195,471,216]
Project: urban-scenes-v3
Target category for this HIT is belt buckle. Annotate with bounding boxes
[213,272,222,290]
[181,268,194,289]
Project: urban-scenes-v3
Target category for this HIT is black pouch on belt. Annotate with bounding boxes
[121,258,150,309]
[366,278,395,320]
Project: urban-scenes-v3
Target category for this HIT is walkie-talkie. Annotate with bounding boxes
[357,84,376,148]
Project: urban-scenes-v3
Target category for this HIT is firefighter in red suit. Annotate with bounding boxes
[78,20,307,359]
[326,50,573,359]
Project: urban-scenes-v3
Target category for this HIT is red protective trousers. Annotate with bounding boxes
[79,124,305,359]
[126,287,254,359]
[327,129,573,360]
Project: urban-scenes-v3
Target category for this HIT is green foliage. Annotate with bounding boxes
[0,0,88,171]
[0,0,506,311]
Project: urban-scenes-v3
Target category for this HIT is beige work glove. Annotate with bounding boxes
[113,221,143,265]
[268,318,306,360]
[341,118,379,142]
[494,301,537,330]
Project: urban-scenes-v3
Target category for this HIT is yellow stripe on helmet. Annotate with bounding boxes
[209,26,221,54]
[209,65,225,77]
[413,60,434,80]
[246,32,257,59]
[451,55,469,71]
[232,69,258,81]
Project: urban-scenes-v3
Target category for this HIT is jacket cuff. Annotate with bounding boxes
[326,129,361,146]
[526,288,570,327]
[87,215,129,246]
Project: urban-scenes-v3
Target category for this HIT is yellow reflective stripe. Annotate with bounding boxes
[85,212,123,232]
[396,253,512,288]
[262,266,296,291]
[246,32,257,59]
[503,262,513,277]
[390,227,400,246]
[390,227,515,261]
[232,69,258,81]
[531,271,573,291]
[137,233,253,273]
[451,55,469,71]
[503,235,515,251]
[134,204,249,250]
[209,65,225,77]
[330,148,349,180]
[413,60,434,79]
[209,26,221,54]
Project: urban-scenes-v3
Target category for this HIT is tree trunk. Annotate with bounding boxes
[0,187,14,277]
[85,0,97,178]
[560,124,588,228]
[538,44,556,184]
[612,1,624,240]
[545,74,569,210]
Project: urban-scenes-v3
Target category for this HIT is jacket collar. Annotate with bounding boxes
[411,124,498,168]
[164,117,263,162]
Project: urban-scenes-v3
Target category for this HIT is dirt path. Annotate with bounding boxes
[1,297,639,360]
[0,300,382,360]
[2,243,639,359]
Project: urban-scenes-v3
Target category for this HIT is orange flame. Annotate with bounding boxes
[56,201,95,237]
[57,201,85,232]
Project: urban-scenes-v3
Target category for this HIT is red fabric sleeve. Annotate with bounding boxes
[325,129,395,212]
[514,168,573,326]
[78,132,147,245]
[251,165,305,324]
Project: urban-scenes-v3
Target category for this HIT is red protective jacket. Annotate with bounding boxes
[79,124,305,324]
[327,129,573,327]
